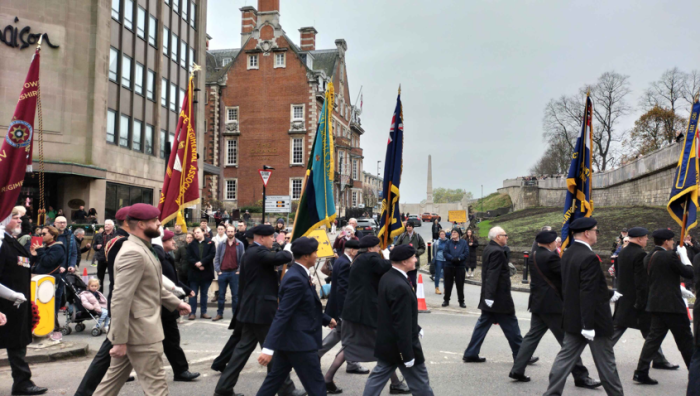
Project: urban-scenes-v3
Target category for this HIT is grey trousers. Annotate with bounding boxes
[611,325,668,364]
[363,360,434,396]
[317,324,363,371]
[544,332,623,396]
[512,313,590,381]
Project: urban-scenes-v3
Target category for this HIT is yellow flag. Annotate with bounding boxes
[176,210,187,232]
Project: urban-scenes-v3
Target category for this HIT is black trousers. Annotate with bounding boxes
[7,347,33,390]
[635,312,694,374]
[212,321,243,371]
[611,324,668,364]
[162,313,189,375]
[96,260,108,293]
[75,338,113,396]
[443,266,465,304]
[256,351,325,396]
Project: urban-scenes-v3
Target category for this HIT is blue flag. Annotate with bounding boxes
[667,100,700,236]
[378,91,405,249]
[561,94,594,251]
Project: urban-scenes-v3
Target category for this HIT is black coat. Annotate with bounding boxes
[341,251,392,328]
[75,237,90,267]
[374,268,424,365]
[105,228,130,310]
[93,229,119,262]
[187,238,216,283]
[325,253,351,321]
[528,246,563,314]
[31,241,66,275]
[234,231,249,250]
[693,252,700,346]
[561,241,614,336]
[478,240,515,314]
[235,243,293,325]
[467,237,478,266]
[613,242,648,329]
[154,245,192,319]
[0,234,33,349]
[645,246,694,314]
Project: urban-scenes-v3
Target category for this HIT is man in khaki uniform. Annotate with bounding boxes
[94,204,191,396]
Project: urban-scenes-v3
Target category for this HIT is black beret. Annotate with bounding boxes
[359,235,380,248]
[390,244,416,262]
[570,217,597,232]
[536,230,557,244]
[344,239,360,249]
[652,229,675,240]
[244,229,254,239]
[627,227,648,238]
[252,224,275,236]
[291,237,319,256]
[127,203,160,221]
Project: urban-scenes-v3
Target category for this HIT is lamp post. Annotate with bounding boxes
[261,165,274,224]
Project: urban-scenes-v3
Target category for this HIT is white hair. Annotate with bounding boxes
[349,218,357,223]
[555,237,561,243]
[74,228,85,235]
[104,219,114,227]
[345,225,355,233]
[488,226,505,240]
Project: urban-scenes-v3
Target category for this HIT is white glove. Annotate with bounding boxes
[485,299,494,308]
[419,329,424,339]
[404,358,415,368]
[283,243,292,252]
[0,283,26,308]
[581,329,595,341]
[382,248,391,260]
[173,287,186,297]
[162,275,180,296]
[681,285,696,299]
[677,245,692,266]
[610,291,623,302]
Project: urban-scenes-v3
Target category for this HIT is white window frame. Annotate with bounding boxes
[148,14,157,47]
[352,191,358,207]
[352,159,358,179]
[291,138,303,165]
[121,54,132,89]
[173,0,179,14]
[225,138,238,166]
[222,58,232,66]
[248,54,259,70]
[190,2,196,28]
[160,129,166,158]
[180,40,187,68]
[163,26,169,54]
[109,47,118,82]
[124,0,134,30]
[134,62,144,95]
[171,33,178,62]
[291,104,304,121]
[161,78,168,107]
[189,47,195,72]
[119,114,130,147]
[136,6,146,38]
[169,83,177,111]
[182,0,188,20]
[274,52,285,68]
[132,119,142,151]
[111,0,120,21]
[224,179,238,201]
[226,106,239,123]
[290,178,303,200]
[145,124,154,155]
[146,69,155,100]
[107,109,116,144]
[179,88,186,113]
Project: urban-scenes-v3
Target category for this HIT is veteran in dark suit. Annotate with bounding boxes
[509,231,600,388]
[544,218,623,396]
[256,237,336,396]
[362,245,434,396]
[633,228,695,385]
[688,248,700,395]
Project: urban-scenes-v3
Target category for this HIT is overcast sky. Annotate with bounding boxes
[207,0,700,203]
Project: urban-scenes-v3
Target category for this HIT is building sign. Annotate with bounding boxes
[1,18,59,50]
[265,195,291,213]
[250,142,277,156]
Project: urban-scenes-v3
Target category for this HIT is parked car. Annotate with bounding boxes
[432,213,442,222]
[407,215,422,227]
[421,213,433,222]
[356,218,378,235]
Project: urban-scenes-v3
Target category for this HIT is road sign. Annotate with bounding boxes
[307,229,335,258]
[265,195,291,213]
[448,210,467,223]
[259,169,272,187]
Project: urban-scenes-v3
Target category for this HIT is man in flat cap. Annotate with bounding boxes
[256,237,337,395]
[94,204,191,396]
[545,217,624,396]
[633,228,695,385]
[612,227,677,373]
[363,245,434,395]
[510,230,600,388]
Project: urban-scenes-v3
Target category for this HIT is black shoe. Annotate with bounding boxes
[211,365,224,373]
[441,301,449,307]
[463,355,486,363]
[11,385,48,395]
[652,361,679,370]
[508,372,531,382]
[174,371,201,381]
[326,382,343,394]
[126,376,135,382]
[389,381,411,394]
[346,367,370,374]
[574,377,602,389]
[459,303,467,308]
[527,356,539,365]
[286,390,307,396]
[633,372,658,385]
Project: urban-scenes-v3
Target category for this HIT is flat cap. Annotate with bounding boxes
[621,228,629,233]
[570,217,597,232]
[627,227,648,238]
[359,235,381,248]
[390,244,416,262]
[252,224,275,236]
[162,229,174,242]
[536,230,557,244]
[344,239,360,249]
[244,229,254,239]
[115,206,131,221]
[652,228,675,240]
[291,237,319,256]
[127,203,160,221]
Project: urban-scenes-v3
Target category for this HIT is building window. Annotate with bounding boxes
[107,109,116,144]
[292,104,304,121]
[160,129,166,158]
[180,40,187,68]
[121,54,132,89]
[147,69,155,100]
[163,26,169,54]
[170,83,177,111]
[222,58,231,67]
[190,2,196,28]
[291,179,303,200]
[189,47,195,72]
[124,0,133,30]
[136,6,146,38]
[225,139,238,166]
[111,0,120,21]
[132,119,142,151]
[165,0,169,4]
[352,191,358,207]
[274,53,285,68]
[352,160,358,179]
[148,15,157,47]
[161,78,168,107]
[225,179,237,201]
[109,47,118,82]
[134,62,144,95]
[173,0,179,13]
[105,182,153,220]
[248,54,258,70]
[119,114,130,147]
[226,107,238,122]
[292,138,303,165]
[145,124,154,155]
[179,88,186,113]
[182,0,188,20]
[171,33,178,62]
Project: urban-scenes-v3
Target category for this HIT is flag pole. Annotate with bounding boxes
[681,196,690,243]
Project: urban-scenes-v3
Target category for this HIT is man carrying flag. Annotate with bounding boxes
[377,89,405,250]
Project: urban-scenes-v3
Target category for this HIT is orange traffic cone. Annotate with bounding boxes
[417,274,431,313]
[82,267,89,285]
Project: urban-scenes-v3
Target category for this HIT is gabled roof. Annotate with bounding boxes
[206,48,241,84]
[306,49,339,77]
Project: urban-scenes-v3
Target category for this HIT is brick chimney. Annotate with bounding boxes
[240,6,258,46]
[258,0,279,13]
[299,27,318,51]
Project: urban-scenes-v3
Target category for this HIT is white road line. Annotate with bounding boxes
[163,355,219,371]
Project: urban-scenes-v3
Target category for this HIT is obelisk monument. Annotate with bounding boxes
[426,155,433,213]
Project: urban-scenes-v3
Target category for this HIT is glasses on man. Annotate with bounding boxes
[41,232,49,236]
[499,234,508,238]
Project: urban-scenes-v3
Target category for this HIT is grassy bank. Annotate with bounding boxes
[474,192,512,212]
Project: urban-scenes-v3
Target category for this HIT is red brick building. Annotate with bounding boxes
[204,0,364,216]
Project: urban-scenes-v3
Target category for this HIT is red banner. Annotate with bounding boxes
[0,49,40,223]
[158,75,199,224]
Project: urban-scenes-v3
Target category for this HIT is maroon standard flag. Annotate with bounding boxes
[0,49,40,223]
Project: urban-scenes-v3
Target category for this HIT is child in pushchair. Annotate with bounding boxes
[62,274,109,336]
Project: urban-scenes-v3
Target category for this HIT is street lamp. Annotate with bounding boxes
[262,165,275,224]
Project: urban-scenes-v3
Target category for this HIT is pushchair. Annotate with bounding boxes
[61,273,106,337]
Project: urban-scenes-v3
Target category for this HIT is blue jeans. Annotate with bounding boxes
[53,274,65,315]
[464,311,522,359]
[689,347,700,396]
[434,260,445,288]
[189,279,212,315]
[96,309,110,328]
[217,271,239,316]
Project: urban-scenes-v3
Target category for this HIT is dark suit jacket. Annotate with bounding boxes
[646,246,694,314]
[528,246,563,314]
[374,268,424,365]
[561,241,614,336]
[478,240,515,314]
[325,253,351,321]
[263,263,331,352]
[341,251,392,328]
[106,228,130,310]
[613,242,648,329]
[693,252,700,346]
[187,238,216,282]
[236,243,293,325]
[154,245,192,319]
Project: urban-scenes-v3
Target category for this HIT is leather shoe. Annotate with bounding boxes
[11,385,48,395]
[326,381,343,394]
[633,372,658,385]
[508,371,531,382]
[287,390,307,396]
[201,313,212,319]
[126,376,135,382]
[188,314,196,320]
[463,355,486,363]
[652,361,679,370]
[389,381,411,394]
[212,315,224,322]
[346,367,370,374]
[441,301,449,307]
[574,377,602,389]
[527,356,539,365]
[174,371,200,381]
[459,303,467,308]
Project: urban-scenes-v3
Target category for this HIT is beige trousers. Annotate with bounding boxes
[94,342,168,396]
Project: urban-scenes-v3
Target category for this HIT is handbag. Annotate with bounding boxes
[320,258,333,277]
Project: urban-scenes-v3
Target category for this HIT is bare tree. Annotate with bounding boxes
[589,71,632,171]
[530,136,572,176]
[640,67,686,115]
[681,69,700,110]
[542,94,585,152]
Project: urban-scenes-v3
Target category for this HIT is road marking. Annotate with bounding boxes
[440,351,462,355]
[163,354,219,371]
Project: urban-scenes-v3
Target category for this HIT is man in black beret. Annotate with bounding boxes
[632,228,695,385]
[611,227,677,373]
[545,218,624,396]
[510,230,601,388]
[363,245,434,395]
